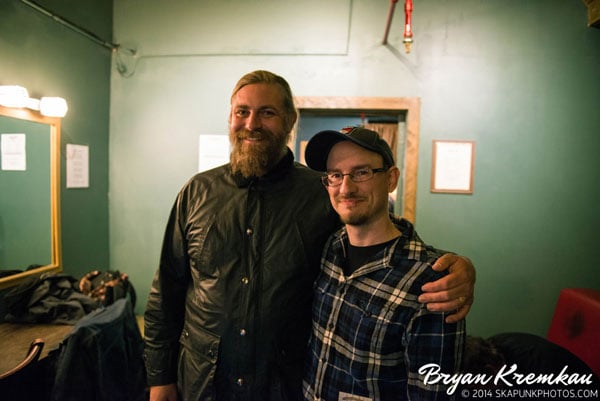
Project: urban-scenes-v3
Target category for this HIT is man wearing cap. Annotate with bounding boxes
[303,126,465,400]
[144,71,473,401]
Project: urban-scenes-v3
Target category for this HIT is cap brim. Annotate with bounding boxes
[304,130,349,172]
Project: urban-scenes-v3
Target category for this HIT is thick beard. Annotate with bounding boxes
[229,128,289,178]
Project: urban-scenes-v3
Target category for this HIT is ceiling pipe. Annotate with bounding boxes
[382,0,399,45]
[19,0,127,52]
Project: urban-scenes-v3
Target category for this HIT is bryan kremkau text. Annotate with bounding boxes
[418,363,595,395]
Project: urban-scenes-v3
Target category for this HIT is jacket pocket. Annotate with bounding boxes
[178,323,220,401]
[186,215,221,279]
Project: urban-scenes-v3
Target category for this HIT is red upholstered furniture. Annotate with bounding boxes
[547,288,600,378]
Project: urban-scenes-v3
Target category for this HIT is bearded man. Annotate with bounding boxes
[143,70,476,401]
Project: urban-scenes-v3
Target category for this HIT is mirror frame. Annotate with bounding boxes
[0,105,62,289]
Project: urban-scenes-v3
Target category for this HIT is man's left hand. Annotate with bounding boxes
[418,253,476,323]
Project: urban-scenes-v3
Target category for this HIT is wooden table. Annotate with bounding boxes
[0,322,73,374]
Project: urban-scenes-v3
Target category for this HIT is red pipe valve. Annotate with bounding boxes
[403,0,413,53]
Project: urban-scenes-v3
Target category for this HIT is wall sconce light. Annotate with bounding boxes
[25,97,41,110]
[0,85,29,108]
[40,97,69,118]
[0,85,68,117]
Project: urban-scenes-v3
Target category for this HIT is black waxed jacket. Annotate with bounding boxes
[144,150,340,401]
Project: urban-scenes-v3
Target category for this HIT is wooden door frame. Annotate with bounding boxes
[293,96,421,223]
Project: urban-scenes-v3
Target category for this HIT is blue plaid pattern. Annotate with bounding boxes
[303,217,465,401]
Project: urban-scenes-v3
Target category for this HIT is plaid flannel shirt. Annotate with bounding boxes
[303,216,465,401]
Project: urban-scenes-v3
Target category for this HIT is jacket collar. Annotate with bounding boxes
[232,148,295,188]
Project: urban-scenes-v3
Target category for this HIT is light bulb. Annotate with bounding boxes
[0,85,29,108]
[40,97,68,117]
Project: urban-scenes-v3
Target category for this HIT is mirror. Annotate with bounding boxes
[0,105,61,289]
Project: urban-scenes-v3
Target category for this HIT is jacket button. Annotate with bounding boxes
[236,377,244,386]
[241,277,249,285]
[240,328,247,336]
[246,228,253,235]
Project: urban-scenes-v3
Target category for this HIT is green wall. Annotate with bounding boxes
[414,1,600,336]
[0,0,112,278]
[110,0,600,337]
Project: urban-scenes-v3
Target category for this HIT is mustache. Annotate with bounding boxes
[337,195,364,201]
[235,129,270,141]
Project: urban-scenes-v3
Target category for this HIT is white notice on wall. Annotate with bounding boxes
[66,144,89,188]
[198,134,230,172]
[1,133,26,171]
[433,141,474,192]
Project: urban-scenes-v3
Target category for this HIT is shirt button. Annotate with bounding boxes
[241,277,249,285]
[236,377,244,386]
[246,228,253,235]
[240,328,247,336]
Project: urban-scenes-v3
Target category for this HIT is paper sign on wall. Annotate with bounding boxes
[198,134,229,172]
[1,133,26,171]
[66,144,89,188]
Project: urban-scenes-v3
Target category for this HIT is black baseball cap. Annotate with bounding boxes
[305,126,395,172]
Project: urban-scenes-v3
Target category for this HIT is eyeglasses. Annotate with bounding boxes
[321,167,387,187]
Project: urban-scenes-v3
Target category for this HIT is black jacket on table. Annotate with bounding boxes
[51,298,146,401]
[144,150,340,401]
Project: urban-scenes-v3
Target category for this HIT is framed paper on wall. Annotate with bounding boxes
[431,140,475,194]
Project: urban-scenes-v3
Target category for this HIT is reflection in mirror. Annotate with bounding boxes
[0,105,61,289]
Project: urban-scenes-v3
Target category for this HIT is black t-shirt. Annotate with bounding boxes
[344,237,399,276]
